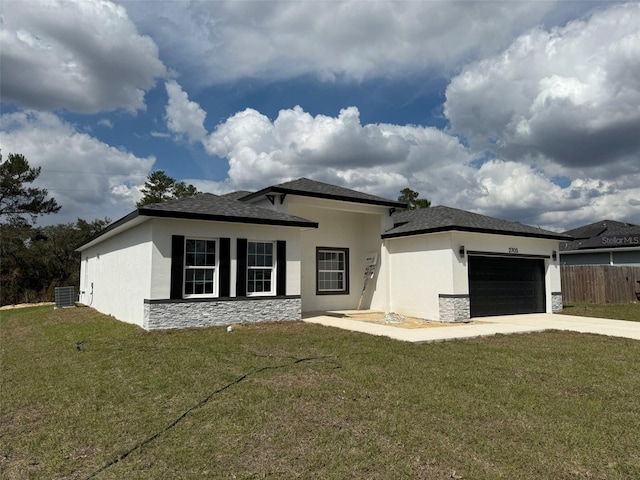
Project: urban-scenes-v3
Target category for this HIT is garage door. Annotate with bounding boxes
[468,256,546,317]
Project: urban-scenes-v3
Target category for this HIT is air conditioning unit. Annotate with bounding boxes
[54,286,76,309]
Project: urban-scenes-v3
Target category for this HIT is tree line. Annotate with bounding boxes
[1,152,428,305]
[0,153,105,304]
[0,153,204,305]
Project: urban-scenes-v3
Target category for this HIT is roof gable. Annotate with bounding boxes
[241,177,406,208]
[383,206,570,241]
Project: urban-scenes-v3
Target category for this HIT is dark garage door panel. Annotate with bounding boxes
[469,256,546,317]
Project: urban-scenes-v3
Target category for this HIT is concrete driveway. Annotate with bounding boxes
[303,312,640,343]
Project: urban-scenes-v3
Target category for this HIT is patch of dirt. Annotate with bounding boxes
[0,302,55,310]
[344,312,479,329]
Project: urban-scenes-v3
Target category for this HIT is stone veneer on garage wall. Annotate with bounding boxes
[438,294,471,323]
[551,292,563,313]
[143,296,302,330]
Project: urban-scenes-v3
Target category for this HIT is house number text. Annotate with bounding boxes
[508,247,519,254]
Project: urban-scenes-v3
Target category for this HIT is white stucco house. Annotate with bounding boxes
[77,178,569,330]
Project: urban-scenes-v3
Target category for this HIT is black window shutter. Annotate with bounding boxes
[276,240,286,296]
[170,235,185,299]
[219,237,231,297]
[236,238,247,297]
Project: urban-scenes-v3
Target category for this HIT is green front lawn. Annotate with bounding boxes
[2,306,639,479]
[562,302,640,322]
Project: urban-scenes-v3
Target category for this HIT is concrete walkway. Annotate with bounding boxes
[303,313,640,343]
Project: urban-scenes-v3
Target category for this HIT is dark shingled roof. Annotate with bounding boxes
[241,177,405,208]
[221,190,254,201]
[139,193,317,226]
[383,206,570,240]
[82,193,318,247]
[560,219,640,251]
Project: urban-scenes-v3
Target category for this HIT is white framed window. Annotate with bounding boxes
[317,247,349,294]
[184,238,218,297]
[247,241,275,295]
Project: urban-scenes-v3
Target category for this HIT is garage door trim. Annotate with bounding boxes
[467,250,550,260]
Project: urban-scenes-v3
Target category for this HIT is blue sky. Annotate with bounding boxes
[1,0,639,231]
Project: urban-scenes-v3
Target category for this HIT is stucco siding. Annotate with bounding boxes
[287,199,387,312]
[369,240,390,312]
[149,218,303,299]
[78,221,153,326]
[450,231,558,258]
[386,233,454,320]
[384,231,562,320]
[548,262,562,305]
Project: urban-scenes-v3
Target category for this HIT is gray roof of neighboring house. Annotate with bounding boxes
[383,206,571,241]
[560,219,640,251]
[79,193,318,250]
[240,177,406,208]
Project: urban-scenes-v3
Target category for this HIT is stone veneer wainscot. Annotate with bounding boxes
[438,294,471,323]
[551,292,563,313]
[143,296,302,330]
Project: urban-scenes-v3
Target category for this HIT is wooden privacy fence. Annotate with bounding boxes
[561,265,640,304]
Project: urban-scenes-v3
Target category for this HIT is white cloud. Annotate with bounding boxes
[164,80,207,142]
[444,2,640,180]
[203,105,475,199]
[200,105,640,230]
[123,0,563,86]
[0,111,155,224]
[150,131,171,139]
[0,0,166,113]
[441,159,639,231]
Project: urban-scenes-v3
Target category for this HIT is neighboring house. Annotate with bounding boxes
[560,220,640,266]
[77,178,569,330]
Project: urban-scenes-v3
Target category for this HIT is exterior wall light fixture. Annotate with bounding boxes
[459,246,465,258]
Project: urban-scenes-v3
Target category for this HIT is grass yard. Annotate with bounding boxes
[2,306,640,479]
[562,302,640,322]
